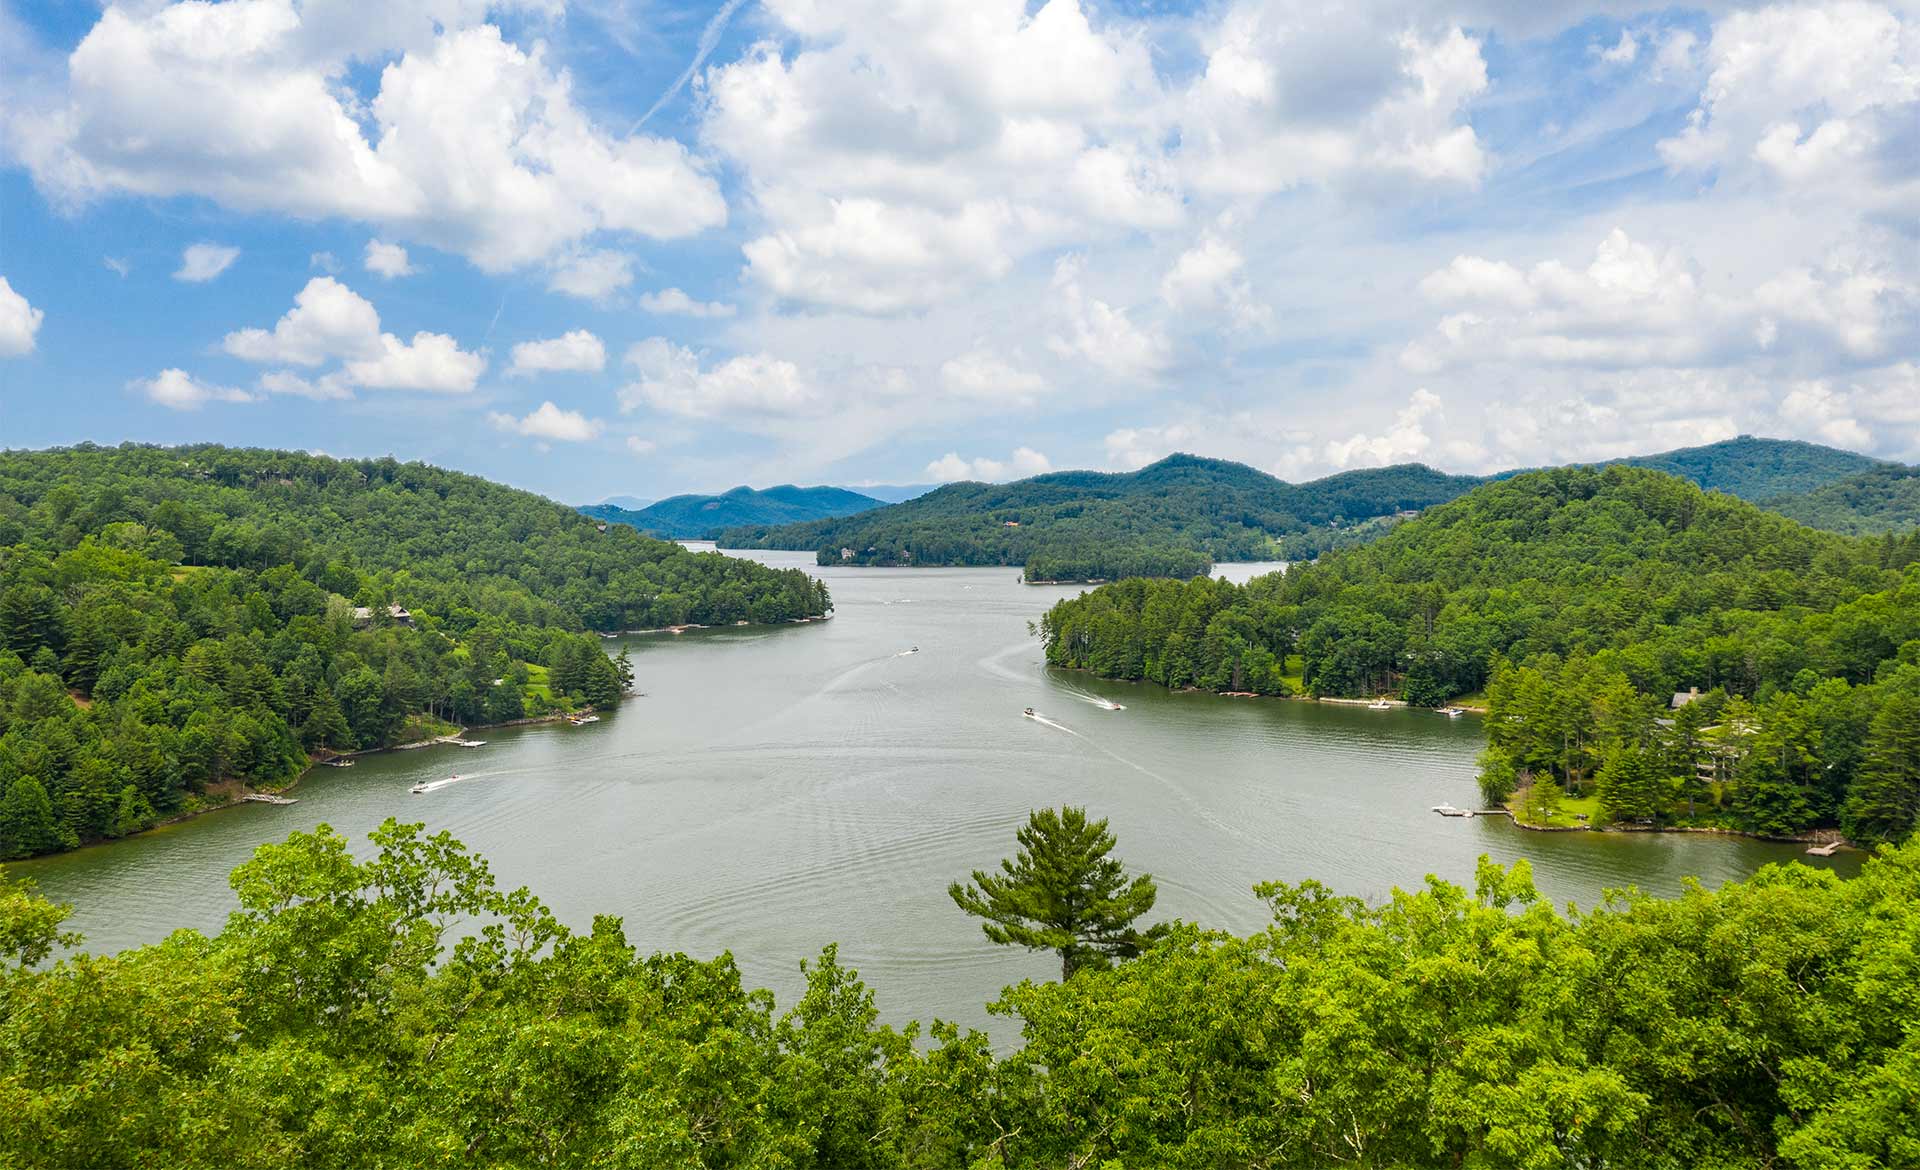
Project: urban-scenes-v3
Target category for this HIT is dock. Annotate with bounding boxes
[242,794,298,806]
[1431,804,1474,818]
[1804,841,1845,857]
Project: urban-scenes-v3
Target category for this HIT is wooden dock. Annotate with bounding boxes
[1804,841,1845,857]
[242,794,298,806]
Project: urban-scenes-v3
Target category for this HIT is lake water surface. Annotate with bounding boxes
[19,554,1859,1033]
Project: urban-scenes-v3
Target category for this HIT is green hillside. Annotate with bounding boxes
[1765,464,1920,535]
[1041,464,1920,840]
[0,444,829,858]
[718,454,1487,580]
[583,484,884,539]
[1613,435,1885,500]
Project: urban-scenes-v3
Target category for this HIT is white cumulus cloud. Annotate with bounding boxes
[223,275,484,392]
[18,4,725,272]
[489,400,603,442]
[925,447,1054,483]
[132,367,254,410]
[619,338,818,420]
[509,330,606,377]
[173,242,240,283]
[0,277,44,356]
[639,287,736,318]
[364,239,414,278]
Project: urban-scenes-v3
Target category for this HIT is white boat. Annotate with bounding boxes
[1432,804,1474,817]
[569,714,601,725]
[1438,706,1466,718]
[1367,699,1393,710]
[1022,707,1037,718]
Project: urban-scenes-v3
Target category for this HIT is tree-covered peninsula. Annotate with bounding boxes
[0,444,830,858]
[718,454,1485,581]
[0,816,1913,1168]
[1040,465,1920,842]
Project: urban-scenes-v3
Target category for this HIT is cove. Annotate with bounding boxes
[17,553,1859,1035]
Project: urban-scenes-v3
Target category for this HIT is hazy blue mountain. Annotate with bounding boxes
[1610,435,1887,501]
[717,454,1488,577]
[597,495,654,511]
[582,484,885,538]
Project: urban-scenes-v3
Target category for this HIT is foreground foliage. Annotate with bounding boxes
[0,444,828,857]
[1,821,1915,1169]
[1041,466,1920,839]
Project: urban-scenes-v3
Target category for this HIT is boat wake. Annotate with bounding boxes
[1022,710,1077,735]
[1063,690,1125,711]
[410,773,475,795]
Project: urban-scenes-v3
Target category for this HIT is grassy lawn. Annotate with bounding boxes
[1508,787,1605,829]
[1282,653,1305,694]
[1451,690,1489,708]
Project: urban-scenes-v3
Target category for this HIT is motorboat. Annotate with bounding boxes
[1438,706,1466,718]
[1023,707,1036,718]
[1432,804,1474,817]
[1367,699,1393,710]
[569,714,601,725]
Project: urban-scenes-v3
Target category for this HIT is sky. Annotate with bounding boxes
[0,0,1915,504]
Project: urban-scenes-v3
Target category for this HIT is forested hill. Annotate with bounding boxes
[582,483,883,538]
[1764,464,1920,535]
[1612,435,1887,500]
[1042,465,1920,841]
[717,454,1487,580]
[0,444,829,859]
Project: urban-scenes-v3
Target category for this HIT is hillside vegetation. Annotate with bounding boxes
[1613,434,1886,500]
[1042,465,1920,840]
[0,818,1913,1168]
[0,444,829,858]
[720,454,1486,580]
[1766,464,1920,535]
[582,484,884,539]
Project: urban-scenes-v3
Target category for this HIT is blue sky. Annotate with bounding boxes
[0,0,1915,504]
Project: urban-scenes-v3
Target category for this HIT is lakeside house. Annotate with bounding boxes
[1671,686,1703,708]
[352,604,416,629]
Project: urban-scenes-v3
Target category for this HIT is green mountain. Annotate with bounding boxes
[1763,464,1920,535]
[583,484,885,539]
[1612,435,1886,500]
[1040,464,1920,839]
[716,454,1488,581]
[0,443,830,858]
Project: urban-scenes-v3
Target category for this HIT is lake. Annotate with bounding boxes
[18,553,1859,1035]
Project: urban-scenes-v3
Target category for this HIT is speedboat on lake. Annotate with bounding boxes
[1023,707,1036,718]
[1367,699,1393,710]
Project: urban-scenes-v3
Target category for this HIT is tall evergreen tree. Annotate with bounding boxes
[949,806,1158,979]
[1843,692,1920,845]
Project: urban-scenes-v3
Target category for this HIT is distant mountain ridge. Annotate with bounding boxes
[1608,435,1889,500]
[583,484,885,539]
[716,454,1488,579]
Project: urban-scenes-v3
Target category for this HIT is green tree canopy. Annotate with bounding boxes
[948,806,1158,979]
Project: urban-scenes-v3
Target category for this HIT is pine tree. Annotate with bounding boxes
[949,807,1158,979]
[1843,692,1920,845]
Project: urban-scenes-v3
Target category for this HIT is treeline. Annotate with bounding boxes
[0,445,831,632]
[0,444,830,858]
[1023,541,1211,583]
[1041,465,1920,840]
[0,819,1913,1168]
[720,454,1482,579]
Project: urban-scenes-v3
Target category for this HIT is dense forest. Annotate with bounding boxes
[0,818,1912,1168]
[0,444,830,858]
[582,483,883,539]
[1612,435,1888,501]
[1041,465,1920,841]
[1766,464,1920,535]
[720,455,1486,580]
